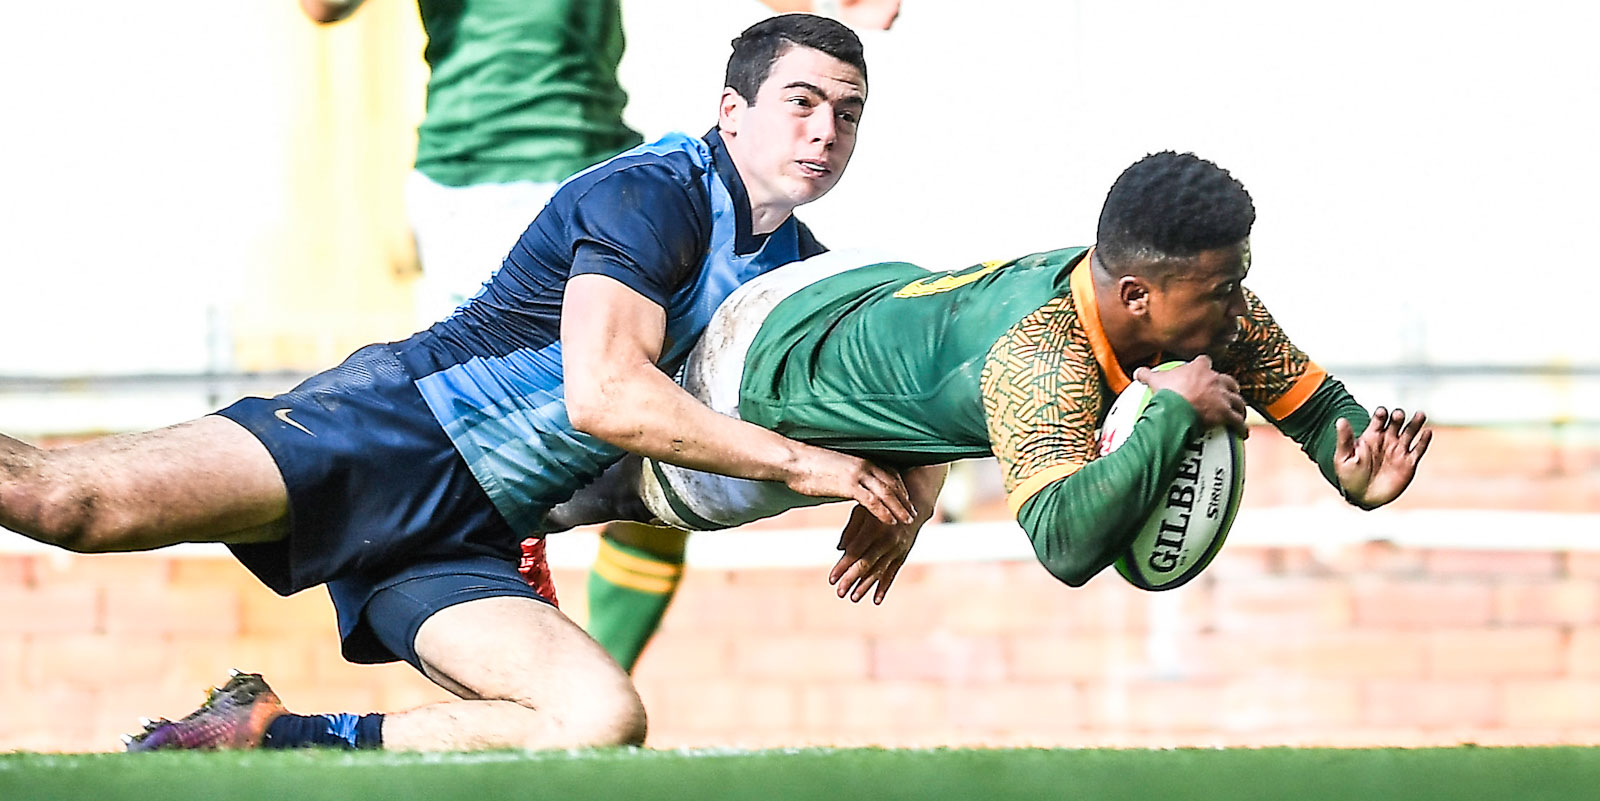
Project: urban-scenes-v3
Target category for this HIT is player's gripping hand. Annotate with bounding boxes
[1335,406,1432,509]
[1133,355,1249,439]
[829,464,945,604]
[784,444,915,526]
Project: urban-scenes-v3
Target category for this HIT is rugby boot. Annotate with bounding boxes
[125,670,285,752]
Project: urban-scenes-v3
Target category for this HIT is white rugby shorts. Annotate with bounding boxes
[642,249,906,530]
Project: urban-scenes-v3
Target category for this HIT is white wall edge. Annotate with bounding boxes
[4,507,1598,571]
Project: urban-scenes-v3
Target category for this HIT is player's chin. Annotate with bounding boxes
[790,170,841,201]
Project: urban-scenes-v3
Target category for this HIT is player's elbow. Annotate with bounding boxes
[1037,553,1099,588]
[564,392,606,437]
[565,383,628,445]
[1030,539,1103,587]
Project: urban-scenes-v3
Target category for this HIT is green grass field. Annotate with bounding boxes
[3,746,1596,801]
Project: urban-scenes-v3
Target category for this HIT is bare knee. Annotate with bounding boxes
[560,688,647,748]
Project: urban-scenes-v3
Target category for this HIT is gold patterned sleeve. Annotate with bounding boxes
[978,297,1109,515]
[1213,288,1328,422]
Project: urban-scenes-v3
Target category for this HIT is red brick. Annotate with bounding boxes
[32,551,173,587]
[279,680,385,716]
[646,679,799,732]
[169,556,265,593]
[0,554,35,585]
[4,685,107,752]
[1210,577,1353,632]
[946,682,1083,733]
[632,633,735,680]
[1566,552,1600,579]
[794,566,948,635]
[239,583,332,635]
[1343,541,1428,575]
[731,634,869,680]
[1217,678,1362,731]
[1495,579,1600,625]
[800,680,945,732]
[1362,680,1498,728]
[870,633,1009,683]
[1351,578,1494,627]
[1564,628,1600,676]
[1502,680,1600,727]
[0,637,24,695]
[1427,627,1565,678]
[1425,549,1561,577]
[1201,545,1279,579]
[104,584,240,635]
[169,634,324,691]
[24,633,175,689]
[655,572,800,635]
[0,584,100,634]
[375,675,456,713]
[1191,630,1427,680]
[1010,632,1147,682]
[1083,679,1230,732]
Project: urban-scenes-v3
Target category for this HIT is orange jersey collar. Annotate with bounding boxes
[1070,249,1134,394]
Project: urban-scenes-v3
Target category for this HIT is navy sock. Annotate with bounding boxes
[262,713,384,750]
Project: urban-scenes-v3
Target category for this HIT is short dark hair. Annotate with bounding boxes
[724,14,867,104]
[1095,152,1255,275]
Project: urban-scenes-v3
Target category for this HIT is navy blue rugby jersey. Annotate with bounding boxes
[394,129,825,536]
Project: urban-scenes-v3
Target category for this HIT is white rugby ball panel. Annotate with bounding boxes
[1098,366,1245,591]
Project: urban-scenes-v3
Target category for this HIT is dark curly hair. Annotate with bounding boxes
[1095,152,1255,277]
[724,14,867,104]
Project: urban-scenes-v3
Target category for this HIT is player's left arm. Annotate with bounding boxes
[829,462,947,604]
[1226,288,1433,509]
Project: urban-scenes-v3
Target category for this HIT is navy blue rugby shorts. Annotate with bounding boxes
[215,343,550,667]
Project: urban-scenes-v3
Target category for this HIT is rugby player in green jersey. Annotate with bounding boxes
[552,151,1433,666]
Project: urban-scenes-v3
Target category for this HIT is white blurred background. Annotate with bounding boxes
[2,0,1597,433]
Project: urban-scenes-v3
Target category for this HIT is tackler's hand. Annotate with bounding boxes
[1334,407,1433,509]
[785,445,915,526]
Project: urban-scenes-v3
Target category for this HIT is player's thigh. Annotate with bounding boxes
[41,415,287,548]
[413,596,640,714]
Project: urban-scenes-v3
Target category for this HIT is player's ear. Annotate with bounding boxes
[718,88,748,135]
[1118,275,1151,315]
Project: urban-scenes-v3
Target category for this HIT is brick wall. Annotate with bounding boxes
[2,425,1597,751]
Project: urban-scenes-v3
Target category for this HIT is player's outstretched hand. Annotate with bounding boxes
[1334,407,1432,509]
[785,445,915,525]
[829,464,945,604]
[1132,355,1249,438]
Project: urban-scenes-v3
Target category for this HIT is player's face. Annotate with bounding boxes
[1146,241,1251,360]
[719,46,866,224]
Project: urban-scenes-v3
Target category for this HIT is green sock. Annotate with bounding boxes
[586,534,685,673]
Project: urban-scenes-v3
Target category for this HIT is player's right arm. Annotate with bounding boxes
[299,0,364,24]
[563,276,913,525]
[991,349,1245,586]
[559,164,912,526]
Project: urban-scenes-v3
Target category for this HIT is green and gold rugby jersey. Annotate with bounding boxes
[738,247,1333,516]
[415,0,642,187]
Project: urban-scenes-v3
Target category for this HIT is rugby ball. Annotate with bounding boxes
[1097,362,1245,591]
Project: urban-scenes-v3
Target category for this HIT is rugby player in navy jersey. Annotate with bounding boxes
[553,152,1434,647]
[0,14,907,752]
